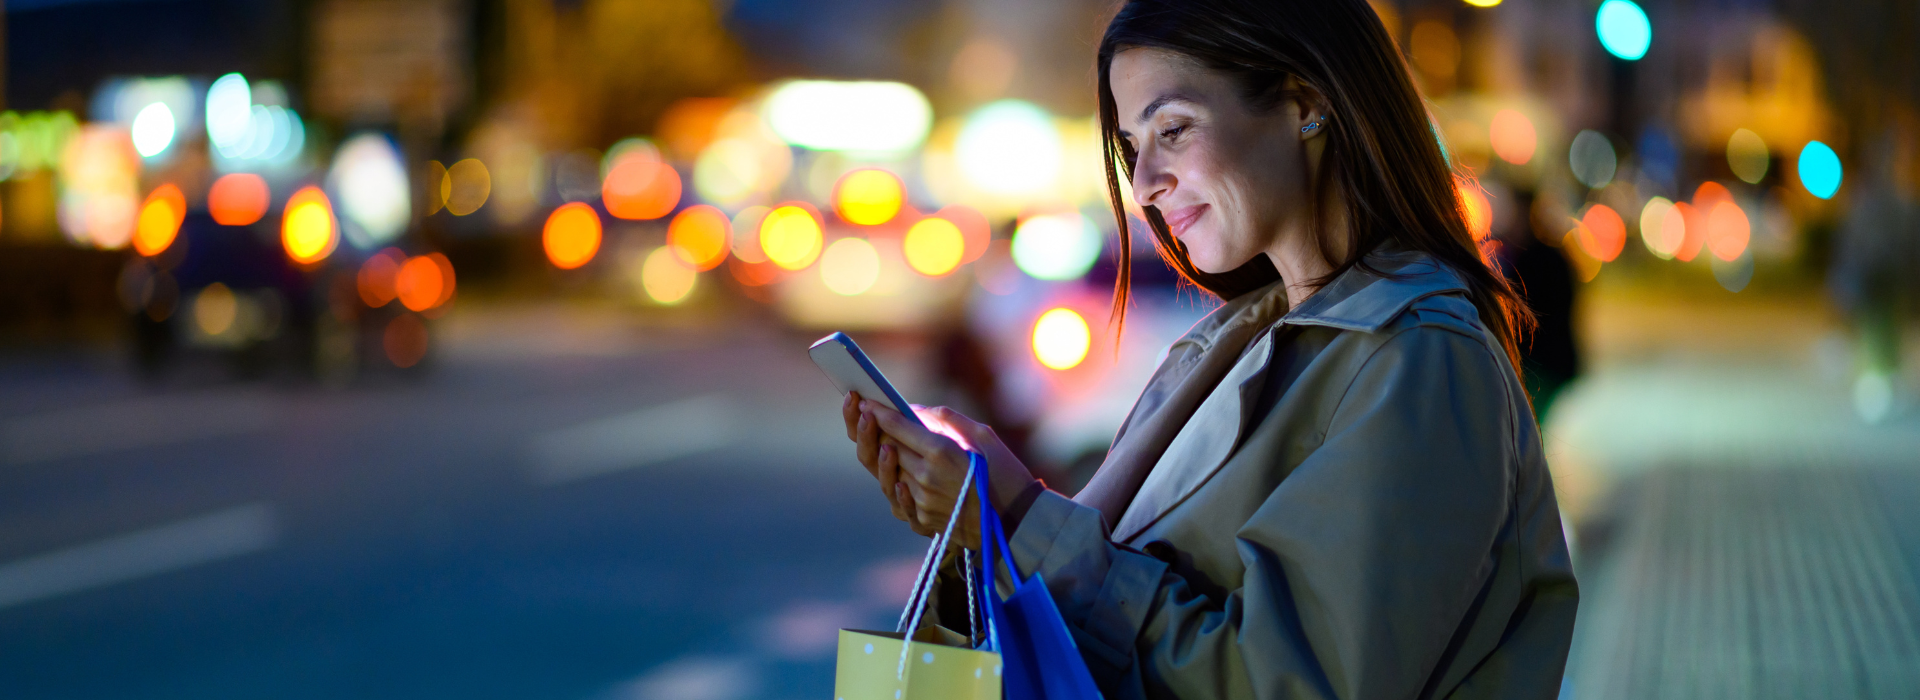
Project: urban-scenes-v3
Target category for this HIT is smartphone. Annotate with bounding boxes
[809,332,924,428]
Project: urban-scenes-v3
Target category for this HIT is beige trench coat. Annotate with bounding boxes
[973,249,1578,699]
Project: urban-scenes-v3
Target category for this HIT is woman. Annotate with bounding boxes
[842,0,1578,697]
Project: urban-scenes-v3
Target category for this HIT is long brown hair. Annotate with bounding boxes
[1097,0,1532,370]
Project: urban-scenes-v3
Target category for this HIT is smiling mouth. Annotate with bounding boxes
[1163,204,1209,238]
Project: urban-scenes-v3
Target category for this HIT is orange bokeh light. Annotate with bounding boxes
[1578,204,1626,262]
[134,184,186,256]
[603,152,682,220]
[543,202,603,269]
[396,254,447,311]
[934,204,992,264]
[1706,201,1750,261]
[1455,176,1493,240]
[728,256,780,287]
[1489,109,1537,165]
[209,173,270,226]
[1672,202,1705,261]
[282,186,337,265]
[358,248,405,307]
[668,204,731,271]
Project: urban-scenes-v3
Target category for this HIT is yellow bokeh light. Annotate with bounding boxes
[424,160,448,215]
[903,217,964,277]
[819,237,880,296]
[1464,0,1502,7]
[446,158,490,216]
[1032,307,1091,371]
[193,282,237,336]
[543,202,603,270]
[641,246,698,305]
[761,203,823,270]
[134,183,186,257]
[1639,196,1680,260]
[281,186,337,264]
[668,204,731,271]
[833,168,905,225]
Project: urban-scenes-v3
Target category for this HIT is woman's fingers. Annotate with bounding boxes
[842,391,862,442]
[855,408,883,478]
[862,401,956,458]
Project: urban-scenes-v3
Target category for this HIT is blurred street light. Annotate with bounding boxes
[1797,140,1842,199]
[1596,0,1651,61]
[764,81,932,154]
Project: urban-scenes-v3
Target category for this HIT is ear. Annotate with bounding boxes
[1289,79,1334,140]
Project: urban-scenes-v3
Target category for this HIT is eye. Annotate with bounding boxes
[1158,123,1189,141]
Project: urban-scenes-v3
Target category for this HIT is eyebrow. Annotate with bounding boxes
[1136,93,1196,126]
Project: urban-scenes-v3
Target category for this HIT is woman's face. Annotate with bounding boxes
[1111,47,1315,274]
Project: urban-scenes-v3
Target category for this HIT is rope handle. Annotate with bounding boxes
[893,453,979,682]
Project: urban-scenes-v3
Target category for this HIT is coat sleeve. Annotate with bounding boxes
[1008,324,1522,699]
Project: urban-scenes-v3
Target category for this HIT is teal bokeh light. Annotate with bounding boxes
[1596,0,1651,61]
[1797,141,1842,200]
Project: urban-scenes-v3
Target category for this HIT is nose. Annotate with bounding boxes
[1131,144,1175,208]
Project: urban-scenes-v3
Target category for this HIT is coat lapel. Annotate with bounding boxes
[1110,328,1277,543]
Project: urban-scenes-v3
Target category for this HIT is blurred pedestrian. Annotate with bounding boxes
[1828,126,1920,423]
[1494,189,1583,423]
[839,0,1577,697]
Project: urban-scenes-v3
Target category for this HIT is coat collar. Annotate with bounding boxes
[1278,249,1469,333]
[1106,248,1469,543]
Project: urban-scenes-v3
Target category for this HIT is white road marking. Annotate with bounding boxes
[0,502,279,610]
[3,393,278,464]
[529,394,734,484]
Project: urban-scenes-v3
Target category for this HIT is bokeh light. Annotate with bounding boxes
[1569,130,1617,188]
[1012,212,1101,281]
[641,246,698,305]
[904,217,965,277]
[1706,200,1751,262]
[282,186,338,264]
[764,80,932,154]
[819,237,880,296]
[1671,202,1703,261]
[1456,177,1493,240]
[446,158,490,215]
[423,161,449,215]
[1639,196,1680,259]
[543,202,602,270]
[761,203,824,270]
[1579,204,1627,262]
[833,169,905,225]
[957,100,1062,197]
[396,254,449,312]
[1464,0,1502,7]
[57,125,140,250]
[1797,140,1842,199]
[358,248,404,307]
[204,73,252,158]
[328,133,412,249]
[194,282,238,336]
[209,173,269,226]
[130,102,175,158]
[1489,109,1537,165]
[134,184,185,257]
[384,313,428,368]
[935,204,992,263]
[1596,0,1651,61]
[668,204,731,271]
[1032,308,1091,371]
[603,148,681,220]
[1727,129,1770,184]
[730,205,771,263]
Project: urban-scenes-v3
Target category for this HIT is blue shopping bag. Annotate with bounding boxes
[969,453,1104,700]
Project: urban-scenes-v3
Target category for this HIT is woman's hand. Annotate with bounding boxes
[842,392,1037,546]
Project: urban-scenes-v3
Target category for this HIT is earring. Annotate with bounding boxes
[1301,115,1329,134]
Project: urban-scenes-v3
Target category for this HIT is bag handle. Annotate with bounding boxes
[892,452,980,682]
